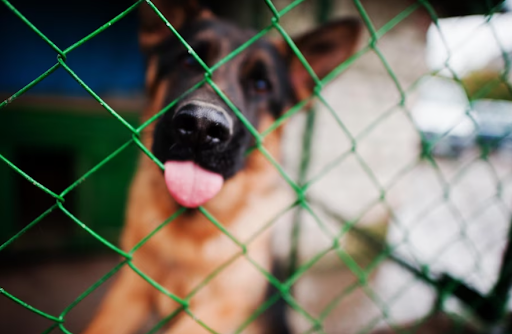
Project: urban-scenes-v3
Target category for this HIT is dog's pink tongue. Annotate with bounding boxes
[164,161,223,208]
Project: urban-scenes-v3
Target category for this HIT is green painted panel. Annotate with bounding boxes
[0,107,141,255]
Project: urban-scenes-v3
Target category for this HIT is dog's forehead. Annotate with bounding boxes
[185,19,251,42]
[183,18,275,56]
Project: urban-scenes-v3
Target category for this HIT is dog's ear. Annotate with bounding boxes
[277,18,362,100]
[138,0,209,53]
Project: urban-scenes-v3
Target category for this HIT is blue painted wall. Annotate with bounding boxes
[0,0,145,97]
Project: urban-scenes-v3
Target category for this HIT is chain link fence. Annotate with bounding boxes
[1,0,512,333]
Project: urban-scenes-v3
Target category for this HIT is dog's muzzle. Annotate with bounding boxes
[160,102,234,208]
[172,103,232,150]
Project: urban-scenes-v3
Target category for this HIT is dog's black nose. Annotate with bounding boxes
[173,104,232,148]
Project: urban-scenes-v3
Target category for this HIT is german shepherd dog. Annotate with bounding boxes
[83,1,361,333]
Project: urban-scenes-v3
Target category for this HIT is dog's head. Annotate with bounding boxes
[139,1,361,207]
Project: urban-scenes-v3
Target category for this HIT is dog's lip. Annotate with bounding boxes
[163,156,225,179]
[165,144,225,175]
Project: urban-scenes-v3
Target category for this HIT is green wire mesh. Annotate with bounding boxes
[1,0,512,333]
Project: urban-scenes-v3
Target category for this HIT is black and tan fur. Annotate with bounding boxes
[83,1,361,333]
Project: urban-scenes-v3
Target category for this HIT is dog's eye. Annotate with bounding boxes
[251,78,271,94]
[183,54,199,69]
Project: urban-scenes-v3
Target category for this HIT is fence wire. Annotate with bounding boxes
[1,0,512,333]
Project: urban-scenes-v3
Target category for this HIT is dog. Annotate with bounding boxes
[83,1,361,333]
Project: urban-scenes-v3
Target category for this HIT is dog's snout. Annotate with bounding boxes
[173,104,232,148]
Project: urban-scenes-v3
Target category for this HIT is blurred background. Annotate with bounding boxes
[1,0,512,333]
